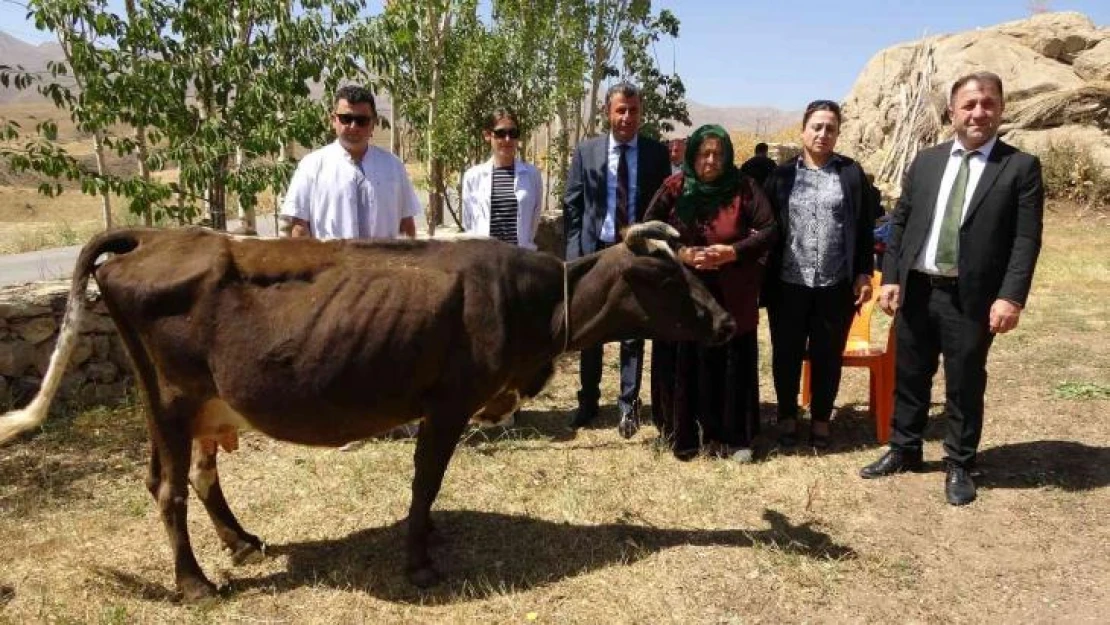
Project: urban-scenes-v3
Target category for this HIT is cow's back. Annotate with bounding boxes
[94,230,563,444]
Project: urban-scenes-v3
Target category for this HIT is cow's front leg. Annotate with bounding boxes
[189,439,264,565]
[407,414,469,588]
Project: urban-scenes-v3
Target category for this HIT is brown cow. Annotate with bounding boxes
[0,221,734,600]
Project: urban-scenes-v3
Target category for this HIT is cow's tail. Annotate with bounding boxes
[0,229,141,444]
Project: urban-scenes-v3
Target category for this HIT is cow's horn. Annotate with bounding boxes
[624,221,679,253]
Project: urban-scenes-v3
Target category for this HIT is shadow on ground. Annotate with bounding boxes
[97,508,855,605]
[768,402,950,458]
[475,402,956,461]
[976,440,1110,491]
[0,410,148,517]
[459,405,641,449]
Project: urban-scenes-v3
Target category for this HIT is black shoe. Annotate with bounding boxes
[777,418,802,448]
[810,431,831,451]
[673,446,699,461]
[859,448,923,479]
[618,414,640,439]
[617,400,641,439]
[945,464,977,505]
[568,405,598,429]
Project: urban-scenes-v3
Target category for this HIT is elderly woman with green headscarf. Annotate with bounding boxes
[644,124,778,462]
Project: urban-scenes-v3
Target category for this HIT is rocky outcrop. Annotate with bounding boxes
[839,12,1109,195]
[1074,40,1110,81]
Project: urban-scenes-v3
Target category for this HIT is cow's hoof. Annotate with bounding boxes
[177,577,219,602]
[407,566,442,588]
[228,538,266,565]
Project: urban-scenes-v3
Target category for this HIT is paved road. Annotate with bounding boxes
[0,244,84,286]
[0,214,466,288]
[0,217,281,288]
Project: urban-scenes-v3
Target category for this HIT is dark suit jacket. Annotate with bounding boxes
[881,139,1044,320]
[739,155,777,186]
[762,153,878,295]
[563,134,671,260]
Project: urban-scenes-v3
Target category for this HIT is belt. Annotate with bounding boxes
[913,271,958,288]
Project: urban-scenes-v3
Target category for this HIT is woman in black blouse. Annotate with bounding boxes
[763,100,879,449]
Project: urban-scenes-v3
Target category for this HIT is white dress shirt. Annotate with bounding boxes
[280,142,422,240]
[916,136,998,276]
[461,158,544,250]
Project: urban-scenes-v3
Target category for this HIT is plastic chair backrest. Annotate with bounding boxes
[844,271,883,352]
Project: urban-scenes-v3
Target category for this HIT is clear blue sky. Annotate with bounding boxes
[2,0,1106,110]
[654,0,1107,109]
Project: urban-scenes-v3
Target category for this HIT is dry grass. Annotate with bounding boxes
[730,127,799,163]
[0,206,1108,623]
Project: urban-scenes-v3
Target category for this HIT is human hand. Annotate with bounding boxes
[698,244,737,270]
[878,284,900,316]
[853,274,873,306]
[989,299,1022,334]
[678,246,703,268]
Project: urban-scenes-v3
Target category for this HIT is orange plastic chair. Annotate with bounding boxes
[800,271,896,443]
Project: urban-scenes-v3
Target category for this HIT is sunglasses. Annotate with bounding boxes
[335,113,373,128]
[492,127,520,139]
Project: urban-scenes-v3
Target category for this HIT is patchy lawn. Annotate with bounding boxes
[0,206,1107,623]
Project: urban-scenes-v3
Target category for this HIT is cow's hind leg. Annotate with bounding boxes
[147,398,218,601]
[190,440,264,565]
[406,415,469,588]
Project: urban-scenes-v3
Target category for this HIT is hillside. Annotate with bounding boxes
[0,32,67,104]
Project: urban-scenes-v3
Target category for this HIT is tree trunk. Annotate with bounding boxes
[91,131,112,229]
[235,146,256,233]
[135,125,152,226]
[207,155,228,231]
[123,0,149,226]
[544,120,553,212]
[424,5,453,237]
[275,140,291,235]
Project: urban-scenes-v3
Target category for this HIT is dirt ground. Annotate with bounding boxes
[0,207,1107,624]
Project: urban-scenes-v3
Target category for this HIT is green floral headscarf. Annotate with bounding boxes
[676,124,741,225]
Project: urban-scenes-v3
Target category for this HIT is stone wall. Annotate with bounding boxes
[0,281,133,410]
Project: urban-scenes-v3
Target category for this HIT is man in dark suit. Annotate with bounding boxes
[860,71,1044,505]
[564,82,671,438]
[739,142,777,185]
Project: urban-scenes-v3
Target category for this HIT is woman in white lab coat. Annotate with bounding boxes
[461,108,544,250]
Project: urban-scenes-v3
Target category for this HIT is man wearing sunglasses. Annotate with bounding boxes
[564,81,671,438]
[281,85,421,241]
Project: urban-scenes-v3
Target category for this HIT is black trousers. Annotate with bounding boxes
[889,272,994,467]
[579,339,645,416]
[768,279,855,423]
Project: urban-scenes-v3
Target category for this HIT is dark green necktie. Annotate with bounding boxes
[935,149,977,272]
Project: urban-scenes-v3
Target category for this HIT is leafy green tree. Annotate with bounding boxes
[2,0,368,229]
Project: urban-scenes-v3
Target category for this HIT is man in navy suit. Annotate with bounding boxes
[563,82,672,437]
[860,71,1045,505]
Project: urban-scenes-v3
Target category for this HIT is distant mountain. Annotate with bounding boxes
[674,100,800,136]
[0,31,66,104]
